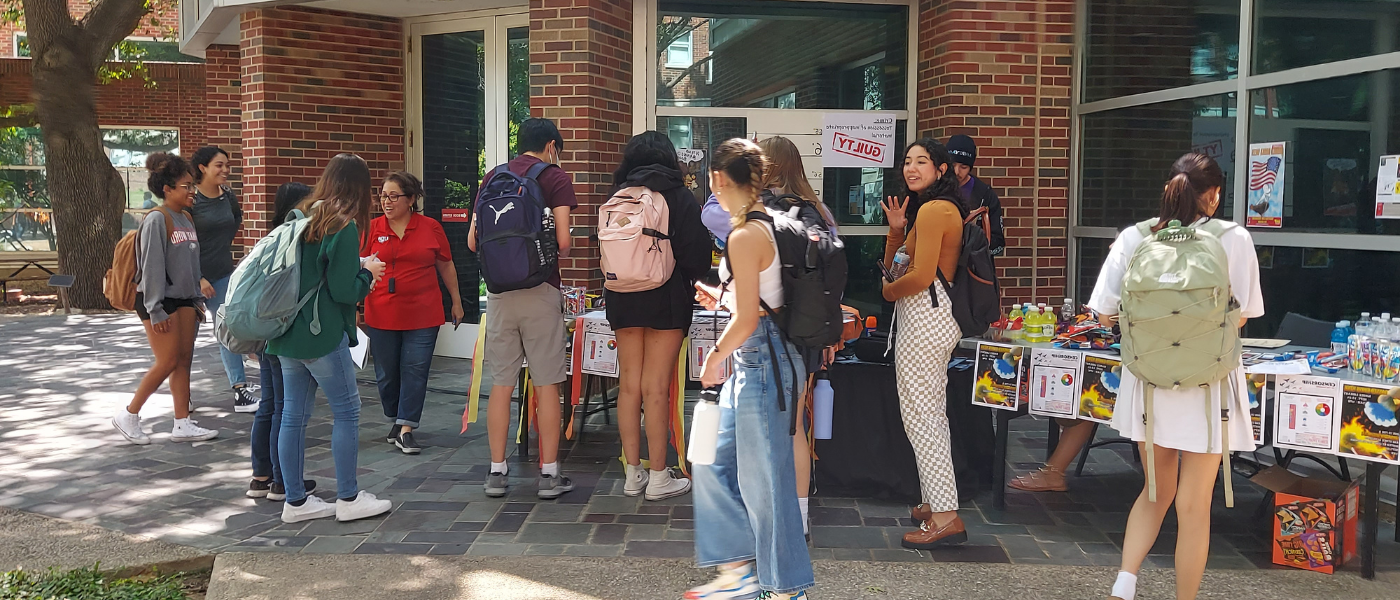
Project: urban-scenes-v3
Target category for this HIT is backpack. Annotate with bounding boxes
[1119,218,1242,507]
[474,161,558,294]
[214,209,322,354]
[929,199,1001,337]
[598,185,673,292]
[104,207,182,311]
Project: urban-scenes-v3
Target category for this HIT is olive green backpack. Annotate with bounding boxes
[1119,218,1242,507]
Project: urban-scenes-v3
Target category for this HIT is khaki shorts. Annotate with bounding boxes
[484,283,568,387]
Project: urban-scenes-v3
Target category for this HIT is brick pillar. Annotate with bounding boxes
[916,0,1073,309]
[529,0,633,292]
[204,44,247,252]
[239,7,405,243]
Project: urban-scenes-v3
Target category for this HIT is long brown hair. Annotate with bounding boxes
[1154,153,1224,232]
[302,153,372,245]
[759,136,834,227]
[711,138,768,228]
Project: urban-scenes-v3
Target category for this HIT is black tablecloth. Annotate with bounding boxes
[813,351,995,504]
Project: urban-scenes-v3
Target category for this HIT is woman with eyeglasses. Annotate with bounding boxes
[361,171,464,455]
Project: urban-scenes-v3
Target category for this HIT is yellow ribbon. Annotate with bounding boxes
[461,322,490,433]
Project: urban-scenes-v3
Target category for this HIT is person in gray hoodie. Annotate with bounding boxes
[111,153,220,446]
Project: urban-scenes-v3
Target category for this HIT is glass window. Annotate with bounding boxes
[657,0,907,110]
[822,120,907,226]
[1253,1,1400,75]
[1074,237,1113,303]
[118,40,203,64]
[1080,94,1237,228]
[658,116,748,202]
[1247,246,1400,337]
[14,33,28,58]
[1083,0,1239,103]
[840,235,893,331]
[103,128,180,211]
[507,27,530,157]
[667,31,694,68]
[1247,68,1400,234]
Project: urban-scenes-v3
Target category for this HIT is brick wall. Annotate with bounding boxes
[205,45,242,193]
[0,1,181,57]
[529,0,633,291]
[916,0,1073,310]
[238,7,405,246]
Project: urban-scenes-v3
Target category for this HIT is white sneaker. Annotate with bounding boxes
[337,491,392,522]
[684,563,760,600]
[111,409,150,445]
[644,468,692,501]
[281,495,337,523]
[623,463,650,497]
[170,418,218,442]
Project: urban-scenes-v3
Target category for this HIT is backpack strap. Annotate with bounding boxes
[1144,383,1158,502]
[523,160,552,181]
[1221,374,1236,508]
[1196,218,1236,239]
[1134,218,1158,238]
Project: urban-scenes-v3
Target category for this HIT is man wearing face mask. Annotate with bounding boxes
[946,135,1005,257]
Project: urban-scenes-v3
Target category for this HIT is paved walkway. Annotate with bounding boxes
[0,313,1395,574]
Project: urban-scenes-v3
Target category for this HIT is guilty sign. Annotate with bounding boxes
[822,112,896,169]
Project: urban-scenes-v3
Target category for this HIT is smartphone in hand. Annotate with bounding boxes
[876,259,895,283]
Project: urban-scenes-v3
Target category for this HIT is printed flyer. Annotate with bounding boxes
[579,316,618,377]
[1336,384,1400,464]
[972,342,1023,411]
[1028,348,1084,419]
[1078,354,1121,424]
[1273,375,1342,453]
[1247,142,1287,228]
[1376,155,1400,219]
[1248,373,1269,446]
[687,311,731,382]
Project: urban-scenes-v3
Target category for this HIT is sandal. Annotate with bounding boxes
[1008,465,1068,492]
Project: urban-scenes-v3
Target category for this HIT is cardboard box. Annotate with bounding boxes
[1251,466,1360,573]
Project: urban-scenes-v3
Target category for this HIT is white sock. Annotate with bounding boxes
[1110,571,1137,600]
[798,497,810,535]
[541,462,559,477]
[491,461,508,475]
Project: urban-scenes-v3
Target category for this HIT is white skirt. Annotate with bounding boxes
[1109,365,1257,454]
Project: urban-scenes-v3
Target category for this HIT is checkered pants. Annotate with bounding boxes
[893,283,961,513]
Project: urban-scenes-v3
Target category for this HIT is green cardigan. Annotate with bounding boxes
[267,222,372,360]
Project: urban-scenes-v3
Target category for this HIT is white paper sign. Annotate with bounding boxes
[580,332,618,377]
[822,113,896,168]
[688,311,731,382]
[1273,375,1342,453]
[1375,155,1400,219]
[1027,348,1084,419]
[677,148,705,164]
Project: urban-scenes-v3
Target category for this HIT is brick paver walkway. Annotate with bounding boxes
[1,313,1395,571]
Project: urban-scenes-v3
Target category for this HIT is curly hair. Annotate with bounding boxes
[145,153,194,199]
[899,138,964,232]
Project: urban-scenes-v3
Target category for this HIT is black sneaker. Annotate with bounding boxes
[395,431,422,455]
[233,385,260,413]
[267,479,318,502]
[387,423,402,443]
[537,474,575,499]
[247,478,273,498]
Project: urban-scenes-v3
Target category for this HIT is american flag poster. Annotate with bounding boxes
[1246,142,1286,228]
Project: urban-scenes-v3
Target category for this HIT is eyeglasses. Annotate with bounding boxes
[379,192,410,202]
[176,183,196,192]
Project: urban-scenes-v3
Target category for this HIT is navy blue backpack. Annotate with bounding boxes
[474,161,559,294]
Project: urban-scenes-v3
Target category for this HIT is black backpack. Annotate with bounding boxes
[931,199,1001,337]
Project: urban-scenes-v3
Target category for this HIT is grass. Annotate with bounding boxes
[0,565,192,600]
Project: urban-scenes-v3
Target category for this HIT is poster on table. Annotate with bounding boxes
[1335,384,1400,464]
[972,342,1023,411]
[579,315,618,377]
[1272,375,1342,454]
[1246,142,1286,228]
[1375,155,1400,219]
[1078,354,1121,424]
[1247,373,1269,446]
[821,113,897,169]
[687,311,732,382]
[1027,348,1084,419]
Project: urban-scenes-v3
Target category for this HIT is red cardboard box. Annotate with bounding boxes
[1251,466,1360,573]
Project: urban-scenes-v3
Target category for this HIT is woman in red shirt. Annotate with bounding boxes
[362,172,465,455]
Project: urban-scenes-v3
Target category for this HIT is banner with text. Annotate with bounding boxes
[822,113,896,169]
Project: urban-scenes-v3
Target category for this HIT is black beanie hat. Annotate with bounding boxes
[947,134,977,167]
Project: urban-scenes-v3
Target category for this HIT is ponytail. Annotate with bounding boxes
[711,138,769,228]
[1154,153,1225,231]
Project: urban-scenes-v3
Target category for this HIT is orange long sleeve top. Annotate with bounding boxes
[882,200,962,301]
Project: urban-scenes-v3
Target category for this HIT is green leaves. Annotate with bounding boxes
[0,565,189,600]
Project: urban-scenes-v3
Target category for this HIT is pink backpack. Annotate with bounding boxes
[598,186,674,292]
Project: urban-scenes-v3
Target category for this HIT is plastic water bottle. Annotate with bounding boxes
[812,372,834,440]
[891,247,911,280]
[1009,304,1024,340]
[1061,298,1075,329]
[1026,307,1043,342]
[688,388,723,466]
[1332,321,1351,354]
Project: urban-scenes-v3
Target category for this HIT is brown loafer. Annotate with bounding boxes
[910,503,932,523]
[1008,465,1068,492]
[901,515,968,550]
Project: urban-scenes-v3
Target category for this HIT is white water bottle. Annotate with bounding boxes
[688,388,723,466]
[812,371,834,440]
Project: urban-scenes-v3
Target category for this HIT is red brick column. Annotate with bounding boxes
[239,7,405,243]
[205,45,242,192]
[916,0,1073,309]
[529,0,633,292]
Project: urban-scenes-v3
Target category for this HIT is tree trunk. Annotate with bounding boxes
[30,32,125,309]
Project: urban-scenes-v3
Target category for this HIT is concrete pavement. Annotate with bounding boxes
[0,506,208,573]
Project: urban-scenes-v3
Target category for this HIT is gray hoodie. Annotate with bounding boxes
[138,209,203,323]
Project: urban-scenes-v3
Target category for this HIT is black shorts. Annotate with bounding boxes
[134,292,202,321]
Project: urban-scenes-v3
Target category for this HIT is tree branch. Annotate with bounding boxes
[664,55,713,90]
[79,0,149,67]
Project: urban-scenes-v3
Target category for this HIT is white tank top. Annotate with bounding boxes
[719,220,784,311]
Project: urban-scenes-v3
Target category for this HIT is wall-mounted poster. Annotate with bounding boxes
[822,113,896,168]
[972,342,1022,411]
[1077,354,1121,424]
[1247,142,1287,228]
[1273,375,1341,454]
[1336,384,1400,464]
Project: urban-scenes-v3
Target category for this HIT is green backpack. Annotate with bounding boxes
[1119,218,1242,506]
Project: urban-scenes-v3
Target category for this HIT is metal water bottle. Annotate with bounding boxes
[688,388,723,466]
[812,371,834,440]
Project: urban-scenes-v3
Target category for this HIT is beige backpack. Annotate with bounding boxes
[598,186,674,293]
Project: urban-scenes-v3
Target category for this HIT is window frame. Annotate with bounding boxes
[665,29,693,68]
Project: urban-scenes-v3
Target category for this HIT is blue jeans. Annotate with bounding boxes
[207,275,248,388]
[365,326,438,428]
[278,335,361,503]
[251,353,284,480]
[693,317,813,594]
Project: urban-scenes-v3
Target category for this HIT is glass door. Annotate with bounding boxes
[409,13,529,358]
